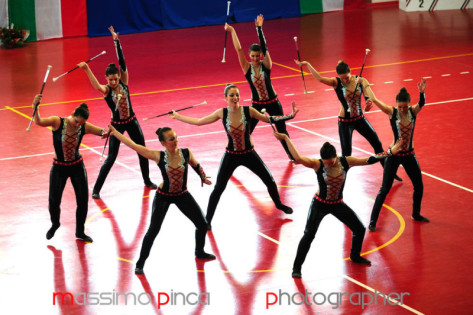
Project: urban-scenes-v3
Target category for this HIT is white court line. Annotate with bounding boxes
[384,81,394,84]
[325,88,333,91]
[307,91,315,94]
[343,275,425,315]
[403,79,413,81]
[257,232,280,244]
[284,93,295,96]
[441,74,451,77]
[460,71,469,74]
[423,76,432,79]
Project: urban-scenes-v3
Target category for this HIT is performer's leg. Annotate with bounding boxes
[338,121,354,156]
[126,119,156,188]
[70,162,92,242]
[266,100,295,161]
[135,194,171,273]
[292,199,327,278]
[331,203,370,264]
[369,156,400,231]
[356,118,402,181]
[249,103,264,133]
[244,151,292,214]
[403,155,428,222]
[47,164,68,239]
[206,153,239,229]
[92,130,122,197]
[175,193,215,259]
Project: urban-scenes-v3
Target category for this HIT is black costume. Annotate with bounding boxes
[92,39,154,197]
[205,106,293,229]
[47,118,89,239]
[370,93,426,229]
[243,25,295,161]
[335,76,387,162]
[136,148,212,271]
[292,156,368,276]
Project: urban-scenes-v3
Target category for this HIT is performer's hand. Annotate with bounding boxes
[77,62,89,70]
[101,128,110,139]
[202,177,212,186]
[291,101,299,118]
[273,131,288,141]
[294,59,307,67]
[418,77,427,93]
[390,138,404,155]
[107,124,117,136]
[255,14,264,27]
[224,23,234,32]
[356,76,364,85]
[365,99,373,112]
[32,94,42,108]
[109,26,119,40]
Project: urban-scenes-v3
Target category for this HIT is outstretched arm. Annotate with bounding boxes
[170,108,222,126]
[412,78,427,115]
[225,23,250,74]
[188,149,212,186]
[346,139,403,166]
[84,122,108,138]
[78,62,108,95]
[255,14,272,70]
[294,60,337,87]
[108,124,159,161]
[273,132,320,169]
[32,94,61,129]
[109,26,128,85]
[249,101,298,123]
[366,97,393,116]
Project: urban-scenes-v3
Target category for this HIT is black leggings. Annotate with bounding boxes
[136,191,208,268]
[206,150,283,224]
[370,154,423,226]
[250,100,295,161]
[48,161,89,234]
[293,199,366,271]
[338,117,386,167]
[93,119,151,193]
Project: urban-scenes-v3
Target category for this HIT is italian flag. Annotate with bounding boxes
[6,0,87,42]
[300,0,366,14]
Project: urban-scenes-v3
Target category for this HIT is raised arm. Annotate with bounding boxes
[294,60,337,87]
[273,132,320,169]
[108,124,159,161]
[32,94,61,129]
[255,14,272,70]
[78,62,108,95]
[170,108,222,126]
[225,23,250,74]
[249,101,298,123]
[188,149,211,186]
[109,26,128,85]
[411,78,427,115]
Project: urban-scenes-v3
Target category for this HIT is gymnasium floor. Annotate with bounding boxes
[1,3,473,314]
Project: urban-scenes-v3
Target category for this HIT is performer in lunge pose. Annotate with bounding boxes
[273,132,402,278]
[368,78,429,232]
[170,84,298,230]
[32,94,108,242]
[225,14,296,161]
[107,125,216,274]
[78,26,156,199]
[294,59,402,181]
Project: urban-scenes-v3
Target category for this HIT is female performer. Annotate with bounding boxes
[79,26,156,199]
[32,94,107,242]
[273,132,401,278]
[170,84,298,229]
[108,125,216,274]
[294,60,402,181]
[368,78,429,232]
[225,14,295,161]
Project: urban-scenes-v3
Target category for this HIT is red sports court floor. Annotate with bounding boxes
[1,3,473,314]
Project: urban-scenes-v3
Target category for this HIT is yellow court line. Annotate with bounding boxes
[4,51,472,111]
[273,62,310,75]
[343,200,405,260]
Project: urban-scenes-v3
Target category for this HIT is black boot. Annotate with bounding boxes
[46,224,60,240]
[412,214,430,222]
[350,255,371,265]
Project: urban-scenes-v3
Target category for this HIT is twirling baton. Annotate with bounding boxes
[143,101,207,121]
[100,93,122,162]
[222,1,231,63]
[53,51,106,82]
[294,37,307,94]
[27,65,52,131]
